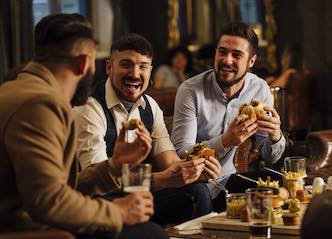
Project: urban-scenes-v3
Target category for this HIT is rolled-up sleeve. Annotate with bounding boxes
[171,85,199,158]
[146,96,175,157]
[258,133,286,164]
[74,98,109,169]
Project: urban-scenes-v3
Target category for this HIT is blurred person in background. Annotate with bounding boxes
[153,45,196,89]
[267,43,308,88]
[267,43,313,140]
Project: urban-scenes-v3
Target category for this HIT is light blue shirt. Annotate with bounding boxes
[171,69,286,198]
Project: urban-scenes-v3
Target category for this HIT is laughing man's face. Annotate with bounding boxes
[106,50,152,102]
[214,35,256,88]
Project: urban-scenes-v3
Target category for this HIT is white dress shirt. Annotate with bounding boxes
[74,78,175,170]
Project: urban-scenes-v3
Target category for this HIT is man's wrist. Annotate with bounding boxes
[151,172,167,191]
[271,131,282,144]
[107,157,122,177]
[221,134,231,153]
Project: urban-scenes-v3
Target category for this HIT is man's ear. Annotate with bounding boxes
[248,54,257,68]
[76,55,89,75]
[105,58,112,76]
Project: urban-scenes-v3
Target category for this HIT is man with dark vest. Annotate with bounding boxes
[74,33,221,224]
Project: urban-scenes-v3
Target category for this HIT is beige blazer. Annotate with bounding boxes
[0,62,123,235]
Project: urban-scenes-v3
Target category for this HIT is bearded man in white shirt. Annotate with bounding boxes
[171,22,286,211]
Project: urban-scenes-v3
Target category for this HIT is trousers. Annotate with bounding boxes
[102,183,212,225]
[151,183,212,225]
[76,222,169,239]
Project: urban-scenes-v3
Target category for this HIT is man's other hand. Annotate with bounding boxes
[198,156,222,182]
[222,114,257,149]
[159,158,205,188]
[112,120,152,167]
[113,192,154,225]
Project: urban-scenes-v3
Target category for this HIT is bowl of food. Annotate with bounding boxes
[282,212,301,225]
[226,193,247,219]
[257,176,280,195]
[283,171,307,198]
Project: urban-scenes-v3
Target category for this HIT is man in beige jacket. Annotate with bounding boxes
[0,13,168,239]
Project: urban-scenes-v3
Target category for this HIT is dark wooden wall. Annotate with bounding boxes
[123,0,168,67]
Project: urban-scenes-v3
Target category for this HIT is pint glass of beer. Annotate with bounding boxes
[246,188,273,239]
[122,163,151,192]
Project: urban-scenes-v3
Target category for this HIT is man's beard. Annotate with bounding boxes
[216,63,248,87]
[219,71,246,87]
[71,71,93,107]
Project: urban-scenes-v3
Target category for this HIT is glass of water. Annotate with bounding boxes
[284,156,306,174]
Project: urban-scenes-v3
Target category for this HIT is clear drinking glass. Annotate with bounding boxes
[246,188,273,239]
[284,156,306,174]
[284,156,306,197]
[122,163,151,192]
[226,193,247,219]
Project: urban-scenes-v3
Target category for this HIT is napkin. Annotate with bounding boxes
[173,212,219,235]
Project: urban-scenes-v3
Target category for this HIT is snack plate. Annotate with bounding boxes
[202,212,300,235]
[284,198,311,204]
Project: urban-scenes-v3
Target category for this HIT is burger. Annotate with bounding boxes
[271,186,289,224]
[239,98,266,118]
[185,143,215,160]
[122,118,140,130]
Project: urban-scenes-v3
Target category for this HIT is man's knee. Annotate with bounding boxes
[185,183,211,201]
[184,183,212,214]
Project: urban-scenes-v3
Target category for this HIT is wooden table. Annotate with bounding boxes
[167,212,300,239]
[167,228,300,239]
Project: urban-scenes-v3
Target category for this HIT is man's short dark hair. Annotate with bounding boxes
[34,13,95,60]
[111,33,153,60]
[218,22,258,57]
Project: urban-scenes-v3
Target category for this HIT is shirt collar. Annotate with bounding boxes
[211,71,227,100]
[238,72,251,98]
[105,77,147,110]
[21,61,72,111]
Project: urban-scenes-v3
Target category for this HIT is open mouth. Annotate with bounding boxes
[220,66,237,73]
[123,81,142,89]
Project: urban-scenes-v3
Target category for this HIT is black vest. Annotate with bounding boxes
[92,82,154,164]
